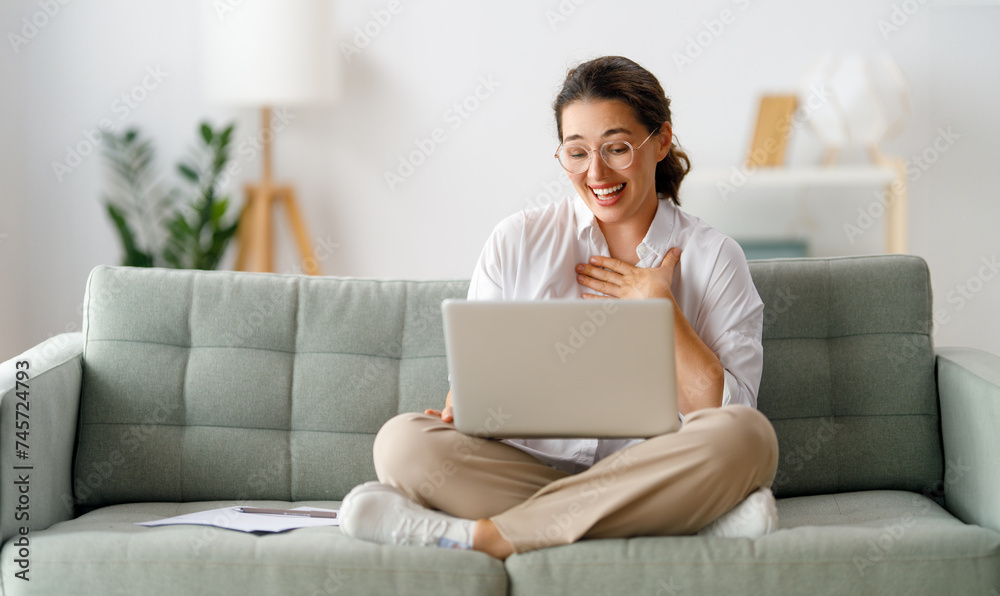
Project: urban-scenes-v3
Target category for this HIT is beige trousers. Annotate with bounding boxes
[373,405,778,554]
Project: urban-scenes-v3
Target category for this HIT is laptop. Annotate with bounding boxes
[441,299,678,439]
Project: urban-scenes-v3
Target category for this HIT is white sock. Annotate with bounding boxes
[436,520,476,549]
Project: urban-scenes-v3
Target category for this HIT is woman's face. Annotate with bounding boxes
[559,99,671,227]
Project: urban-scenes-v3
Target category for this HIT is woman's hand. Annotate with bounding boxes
[425,389,454,423]
[577,247,723,412]
[576,248,681,300]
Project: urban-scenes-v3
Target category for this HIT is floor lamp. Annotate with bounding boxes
[233,106,319,275]
[201,0,339,275]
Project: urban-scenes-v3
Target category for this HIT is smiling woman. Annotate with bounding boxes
[339,55,780,561]
[553,55,691,207]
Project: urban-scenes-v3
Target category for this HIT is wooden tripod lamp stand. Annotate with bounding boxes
[234,106,320,275]
[201,0,339,275]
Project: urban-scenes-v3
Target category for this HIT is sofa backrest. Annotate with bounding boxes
[75,266,467,506]
[749,255,942,498]
[75,256,943,506]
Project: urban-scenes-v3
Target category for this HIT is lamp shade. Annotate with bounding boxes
[201,0,339,105]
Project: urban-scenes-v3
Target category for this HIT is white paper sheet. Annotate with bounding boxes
[136,506,340,533]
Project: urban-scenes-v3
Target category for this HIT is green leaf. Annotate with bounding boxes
[211,198,228,224]
[177,214,195,236]
[105,202,153,267]
[133,152,154,175]
[212,153,227,173]
[161,247,180,269]
[219,124,234,148]
[105,159,134,183]
[177,163,199,183]
[134,138,154,154]
[200,123,213,145]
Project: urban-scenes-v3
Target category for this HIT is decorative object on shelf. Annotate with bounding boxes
[798,53,848,165]
[745,94,799,168]
[201,0,340,275]
[736,238,809,261]
[800,52,911,253]
[798,52,911,166]
[101,122,241,270]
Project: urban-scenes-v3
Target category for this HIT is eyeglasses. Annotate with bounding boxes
[554,128,659,174]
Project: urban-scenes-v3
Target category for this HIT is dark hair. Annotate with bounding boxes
[553,56,691,206]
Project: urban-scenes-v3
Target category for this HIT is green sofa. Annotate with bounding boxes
[1,255,998,595]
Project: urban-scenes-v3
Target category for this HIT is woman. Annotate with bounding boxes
[340,56,779,560]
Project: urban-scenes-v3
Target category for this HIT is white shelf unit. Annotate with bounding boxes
[683,164,907,254]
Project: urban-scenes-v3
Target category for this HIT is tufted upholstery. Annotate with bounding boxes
[75,267,468,505]
[74,256,943,508]
[751,255,942,498]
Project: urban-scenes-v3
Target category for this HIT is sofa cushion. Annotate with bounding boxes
[75,267,469,506]
[0,501,506,596]
[504,490,1000,595]
[749,256,942,498]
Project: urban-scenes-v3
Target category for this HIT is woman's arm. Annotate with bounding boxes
[670,301,724,413]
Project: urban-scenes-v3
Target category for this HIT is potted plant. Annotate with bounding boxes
[101,122,240,270]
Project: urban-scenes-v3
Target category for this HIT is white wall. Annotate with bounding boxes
[920,6,1000,356]
[0,14,26,357]
[1,0,998,362]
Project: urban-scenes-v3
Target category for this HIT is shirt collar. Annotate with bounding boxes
[638,199,676,264]
[573,193,597,239]
[572,193,676,264]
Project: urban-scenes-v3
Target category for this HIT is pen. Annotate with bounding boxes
[235,507,337,519]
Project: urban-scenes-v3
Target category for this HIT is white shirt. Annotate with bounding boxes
[464,195,764,474]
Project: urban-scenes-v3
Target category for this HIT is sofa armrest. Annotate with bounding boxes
[0,333,83,544]
[936,346,1000,533]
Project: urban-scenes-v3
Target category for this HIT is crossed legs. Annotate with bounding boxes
[372,405,778,557]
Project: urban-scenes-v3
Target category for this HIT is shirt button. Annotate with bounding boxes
[638,246,648,256]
